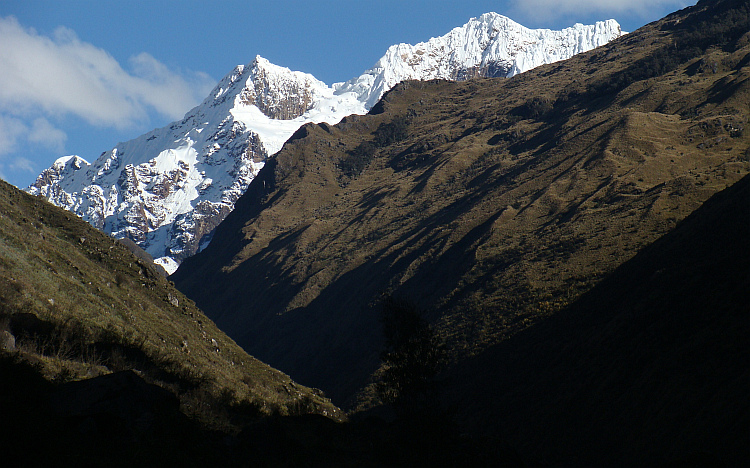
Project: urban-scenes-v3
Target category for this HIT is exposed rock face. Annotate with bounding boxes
[1,330,15,351]
[240,58,321,120]
[27,122,267,273]
[27,16,622,273]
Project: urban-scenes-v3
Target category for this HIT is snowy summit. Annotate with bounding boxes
[28,14,623,274]
[335,14,622,108]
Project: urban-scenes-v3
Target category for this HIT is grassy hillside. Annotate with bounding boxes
[173,0,750,406]
[0,178,342,464]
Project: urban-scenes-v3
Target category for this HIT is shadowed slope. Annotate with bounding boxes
[446,173,750,466]
[173,0,750,405]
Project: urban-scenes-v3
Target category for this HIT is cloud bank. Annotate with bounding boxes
[0,15,216,172]
[511,0,693,22]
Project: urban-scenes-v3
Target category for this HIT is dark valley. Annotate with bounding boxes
[173,0,750,464]
[2,0,748,465]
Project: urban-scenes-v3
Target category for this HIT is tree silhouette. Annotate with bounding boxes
[376,296,446,414]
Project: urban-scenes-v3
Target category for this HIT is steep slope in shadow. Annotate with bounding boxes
[446,174,750,467]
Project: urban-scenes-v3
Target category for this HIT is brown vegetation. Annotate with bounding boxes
[173,0,750,409]
[0,177,342,446]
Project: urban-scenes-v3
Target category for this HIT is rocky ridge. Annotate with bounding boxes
[335,13,622,108]
[28,14,622,273]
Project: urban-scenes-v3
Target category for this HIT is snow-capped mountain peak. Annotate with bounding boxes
[28,14,623,273]
[239,56,329,120]
[334,13,622,108]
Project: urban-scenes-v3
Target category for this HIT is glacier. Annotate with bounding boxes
[28,13,623,274]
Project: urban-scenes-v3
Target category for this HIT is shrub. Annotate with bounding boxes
[511,97,554,120]
[373,115,409,147]
[338,115,410,178]
[339,141,377,178]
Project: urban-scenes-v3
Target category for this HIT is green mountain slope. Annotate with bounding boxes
[446,172,749,466]
[0,179,342,464]
[173,0,750,406]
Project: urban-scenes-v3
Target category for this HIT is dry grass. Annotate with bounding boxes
[173,0,750,406]
[0,179,343,429]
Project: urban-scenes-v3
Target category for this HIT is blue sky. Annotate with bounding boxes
[1,0,694,188]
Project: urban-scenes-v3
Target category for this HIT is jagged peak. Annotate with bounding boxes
[246,55,327,89]
[249,54,269,68]
[238,55,331,120]
[335,13,623,108]
[27,155,90,195]
[477,11,514,22]
[54,155,90,169]
[469,12,524,31]
[206,64,248,104]
[248,55,294,79]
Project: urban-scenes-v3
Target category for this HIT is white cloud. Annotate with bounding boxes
[127,52,216,121]
[0,154,35,182]
[28,118,67,153]
[0,115,66,176]
[0,15,215,129]
[0,115,49,179]
[8,157,35,174]
[510,0,693,22]
[0,15,216,186]
[0,115,66,155]
[0,115,28,155]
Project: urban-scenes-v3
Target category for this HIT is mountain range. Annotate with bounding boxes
[3,0,748,465]
[27,14,622,273]
[169,1,748,463]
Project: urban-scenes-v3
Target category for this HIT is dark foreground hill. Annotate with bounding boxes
[173,0,750,407]
[446,172,750,466]
[0,179,343,465]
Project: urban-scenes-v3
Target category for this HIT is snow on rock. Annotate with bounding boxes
[334,13,623,108]
[28,14,622,274]
[27,57,361,274]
